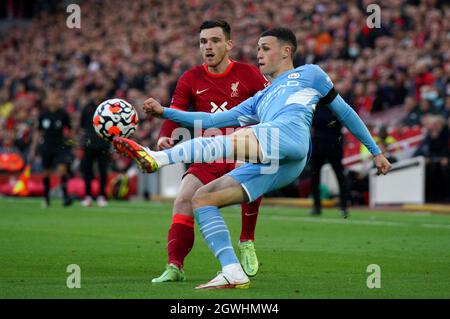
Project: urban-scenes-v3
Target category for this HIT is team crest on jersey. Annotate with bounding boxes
[288,72,300,79]
[231,81,239,97]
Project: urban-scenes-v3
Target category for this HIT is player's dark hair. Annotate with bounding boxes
[199,20,231,40]
[260,27,297,60]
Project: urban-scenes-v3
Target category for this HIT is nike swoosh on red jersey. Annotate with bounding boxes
[244,212,258,216]
[196,88,209,94]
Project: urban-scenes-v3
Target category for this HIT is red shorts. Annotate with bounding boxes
[183,162,237,185]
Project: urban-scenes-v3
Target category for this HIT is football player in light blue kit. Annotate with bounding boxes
[113,28,392,289]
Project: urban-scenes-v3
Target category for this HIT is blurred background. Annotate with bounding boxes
[0,0,449,208]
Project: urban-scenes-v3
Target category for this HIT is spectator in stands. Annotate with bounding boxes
[418,97,440,123]
[359,124,395,161]
[421,85,444,110]
[401,96,421,127]
[432,66,447,100]
[441,95,450,120]
[371,74,406,113]
[375,125,399,154]
[413,62,435,101]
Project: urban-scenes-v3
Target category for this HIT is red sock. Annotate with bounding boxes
[240,197,262,242]
[167,214,195,269]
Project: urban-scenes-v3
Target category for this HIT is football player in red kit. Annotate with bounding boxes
[151,20,269,283]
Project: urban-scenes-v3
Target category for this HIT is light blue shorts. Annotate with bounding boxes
[227,120,312,202]
[226,157,308,203]
[250,121,310,162]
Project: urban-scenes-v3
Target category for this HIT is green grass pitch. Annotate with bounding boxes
[0,197,449,299]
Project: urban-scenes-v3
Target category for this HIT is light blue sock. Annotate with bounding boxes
[194,205,239,268]
[162,135,233,165]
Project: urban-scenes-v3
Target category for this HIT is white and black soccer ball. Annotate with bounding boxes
[93,99,139,141]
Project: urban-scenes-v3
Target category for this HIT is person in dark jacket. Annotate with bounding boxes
[310,104,349,218]
[414,115,450,202]
[80,91,111,207]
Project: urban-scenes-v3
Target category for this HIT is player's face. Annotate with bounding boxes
[257,36,289,77]
[199,27,232,68]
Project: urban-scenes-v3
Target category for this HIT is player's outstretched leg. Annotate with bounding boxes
[113,128,263,173]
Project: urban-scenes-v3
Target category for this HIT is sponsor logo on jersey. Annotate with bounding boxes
[210,101,228,113]
[288,72,300,79]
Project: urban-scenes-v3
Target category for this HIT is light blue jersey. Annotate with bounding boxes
[162,64,381,201]
[234,64,330,126]
[164,64,380,161]
[235,64,334,161]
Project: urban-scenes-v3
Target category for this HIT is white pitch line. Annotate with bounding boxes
[267,215,450,230]
[421,224,450,230]
[268,215,407,227]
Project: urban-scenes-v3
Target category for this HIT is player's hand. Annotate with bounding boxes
[374,154,392,176]
[157,137,174,150]
[142,98,164,117]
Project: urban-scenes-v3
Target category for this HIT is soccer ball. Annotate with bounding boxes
[93,99,139,141]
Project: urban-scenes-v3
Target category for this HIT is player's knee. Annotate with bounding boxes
[173,194,193,214]
[191,188,215,209]
[191,191,205,210]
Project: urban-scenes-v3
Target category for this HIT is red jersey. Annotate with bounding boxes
[159,61,269,138]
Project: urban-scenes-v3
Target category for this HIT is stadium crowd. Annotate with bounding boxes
[0,0,449,202]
